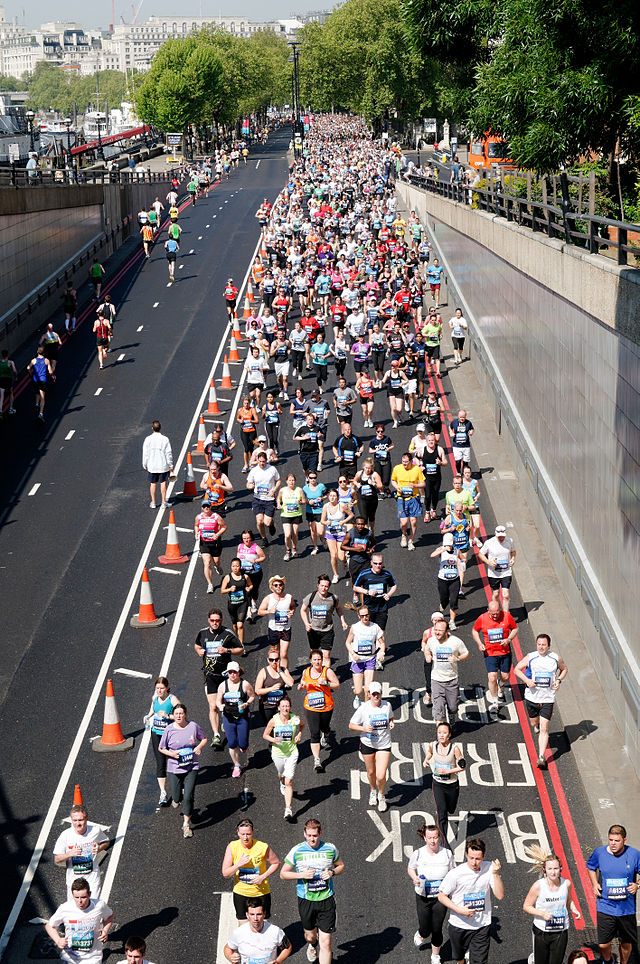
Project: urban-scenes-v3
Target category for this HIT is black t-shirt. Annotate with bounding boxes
[333,435,361,467]
[370,436,393,463]
[343,528,375,562]
[353,567,396,612]
[294,424,324,453]
[195,627,241,678]
[205,440,231,465]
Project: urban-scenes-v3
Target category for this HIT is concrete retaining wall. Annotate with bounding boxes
[396,179,640,774]
[0,176,177,353]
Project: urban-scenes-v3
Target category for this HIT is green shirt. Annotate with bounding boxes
[271,714,300,758]
[423,322,442,347]
[445,488,476,518]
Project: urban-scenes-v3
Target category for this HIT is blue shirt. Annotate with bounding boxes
[284,839,340,900]
[586,845,640,916]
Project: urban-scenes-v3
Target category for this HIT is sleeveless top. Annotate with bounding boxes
[151,693,174,736]
[259,665,289,709]
[429,741,460,785]
[302,666,334,712]
[423,445,441,476]
[230,839,270,896]
[222,679,248,721]
[533,877,571,932]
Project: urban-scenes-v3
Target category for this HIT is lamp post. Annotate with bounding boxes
[288,41,303,160]
[96,115,105,161]
[63,118,73,171]
[25,109,35,151]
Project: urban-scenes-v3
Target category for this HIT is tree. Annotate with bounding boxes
[298,0,434,125]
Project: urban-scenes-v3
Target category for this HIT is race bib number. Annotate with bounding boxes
[266,689,283,706]
[308,693,325,709]
[425,878,443,898]
[69,923,94,950]
[311,605,327,621]
[238,866,259,883]
[605,877,628,900]
[178,747,194,766]
[487,628,504,643]
[230,590,244,604]
[153,715,169,731]
[534,673,552,687]
[426,463,437,474]
[401,486,413,497]
[274,724,293,741]
[545,911,566,931]
[275,609,289,625]
[205,641,220,657]
[436,647,452,662]
[463,891,486,911]
[71,855,93,875]
[306,875,327,893]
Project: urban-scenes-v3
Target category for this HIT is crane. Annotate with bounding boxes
[131,0,144,23]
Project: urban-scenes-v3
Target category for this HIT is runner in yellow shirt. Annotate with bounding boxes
[391,452,425,551]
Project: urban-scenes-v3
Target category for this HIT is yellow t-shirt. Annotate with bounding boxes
[391,463,425,498]
[230,839,270,896]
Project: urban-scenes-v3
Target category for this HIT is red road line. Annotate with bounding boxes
[9,179,221,402]
[431,359,597,926]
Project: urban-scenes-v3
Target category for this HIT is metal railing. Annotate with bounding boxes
[406,173,640,268]
[0,166,184,188]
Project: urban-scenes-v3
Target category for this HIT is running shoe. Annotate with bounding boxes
[158,791,168,806]
[368,789,377,807]
[331,574,339,584]
[313,757,324,773]
[280,780,286,796]
[211,733,222,748]
[149,502,157,509]
[536,756,548,770]
[449,618,456,630]
[413,931,427,949]
[320,734,330,750]
[377,795,387,812]
[400,535,407,548]
[269,521,276,535]
[353,695,361,709]
[284,807,294,821]
[283,551,291,561]
[183,824,193,838]
[207,584,214,593]
[311,547,319,555]
[232,764,242,778]
[306,943,318,962]
[407,539,415,551]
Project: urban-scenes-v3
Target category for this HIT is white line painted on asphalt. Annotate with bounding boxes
[189,249,194,254]
[28,918,47,926]
[219,206,223,210]
[206,223,210,227]
[153,302,159,308]
[198,235,202,239]
[94,388,103,396]
[192,466,207,473]
[28,483,41,496]
[179,264,184,270]
[65,430,75,440]
[215,893,236,964]
[117,354,125,361]
[149,566,182,575]
[114,668,152,679]
[167,282,172,286]
[137,325,143,331]
[164,525,193,533]
[256,160,260,169]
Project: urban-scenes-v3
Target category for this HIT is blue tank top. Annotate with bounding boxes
[32,357,48,382]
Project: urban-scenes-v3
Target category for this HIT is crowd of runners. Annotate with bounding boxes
[39,117,639,964]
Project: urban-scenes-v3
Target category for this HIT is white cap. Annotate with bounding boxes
[369,681,382,694]
[443,533,454,546]
[227,661,240,672]
[495,525,506,536]
[416,423,426,432]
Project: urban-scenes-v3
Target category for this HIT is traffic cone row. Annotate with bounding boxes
[232,314,242,341]
[130,568,166,628]
[247,280,255,303]
[242,295,251,318]
[158,511,189,564]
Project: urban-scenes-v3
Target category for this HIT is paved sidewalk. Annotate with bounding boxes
[399,192,640,846]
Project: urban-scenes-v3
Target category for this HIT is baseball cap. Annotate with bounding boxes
[369,681,382,694]
[201,499,212,508]
[443,533,454,546]
[227,661,240,672]
[495,525,507,536]
[431,611,446,622]
[416,423,426,432]
[257,434,267,441]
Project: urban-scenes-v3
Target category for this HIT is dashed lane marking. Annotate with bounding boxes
[65,430,75,441]
[28,483,41,496]
[117,354,125,361]
[153,302,159,308]
[137,326,143,331]
[256,160,260,169]
[114,668,153,679]
[94,388,103,396]
[149,566,182,575]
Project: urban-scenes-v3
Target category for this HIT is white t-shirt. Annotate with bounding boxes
[349,620,384,660]
[427,634,469,683]
[440,861,496,930]
[53,824,109,899]
[48,897,112,964]
[227,920,286,963]
[524,651,561,705]
[481,536,515,578]
[247,465,280,503]
[350,699,393,750]
[408,845,455,896]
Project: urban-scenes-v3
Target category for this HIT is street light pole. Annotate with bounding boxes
[288,41,303,160]
[25,109,35,151]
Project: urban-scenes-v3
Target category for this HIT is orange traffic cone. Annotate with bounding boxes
[228,335,240,363]
[73,784,83,806]
[247,280,255,303]
[260,240,267,259]
[130,568,166,628]
[92,679,134,752]
[220,355,233,390]
[158,510,189,564]
[232,314,242,340]
[196,414,207,453]
[175,451,198,500]
[242,295,251,318]
[207,380,222,414]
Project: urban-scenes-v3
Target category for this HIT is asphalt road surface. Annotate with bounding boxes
[0,129,601,963]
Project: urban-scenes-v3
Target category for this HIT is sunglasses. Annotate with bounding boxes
[208,617,222,622]
[268,657,280,663]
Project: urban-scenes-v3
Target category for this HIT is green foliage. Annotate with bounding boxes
[26,64,142,116]
[298,0,436,123]
[0,73,21,91]
[402,0,640,176]
[134,27,289,130]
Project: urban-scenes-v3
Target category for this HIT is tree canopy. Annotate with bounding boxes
[298,0,436,126]
[401,0,640,173]
[25,64,143,117]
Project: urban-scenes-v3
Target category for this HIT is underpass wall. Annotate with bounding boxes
[0,176,177,353]
[396,180,640,773]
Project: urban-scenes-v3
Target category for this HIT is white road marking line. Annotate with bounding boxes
[28,483,41,496]
[224,200,228,204]
[206,223,210,227]
[114,668,152,679]
[117,353,125,361]
[189,248,194,254]
[149,566,182,575]
[212,215,217,219]
[137,325,143,331]
[94,388,102,396]
[256,160,260,169]
[98,236,266,909]
[219,206,223,210]
[215,894,236,963]
[179,264,184,269]
[192,466,207,473]
[164,525,193,533]
[28,918,48,926]
[167,282,172,286]
[198,235,202,239]
[153,302,159,308]
[65,430,75,440]
[0,260,246,958]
